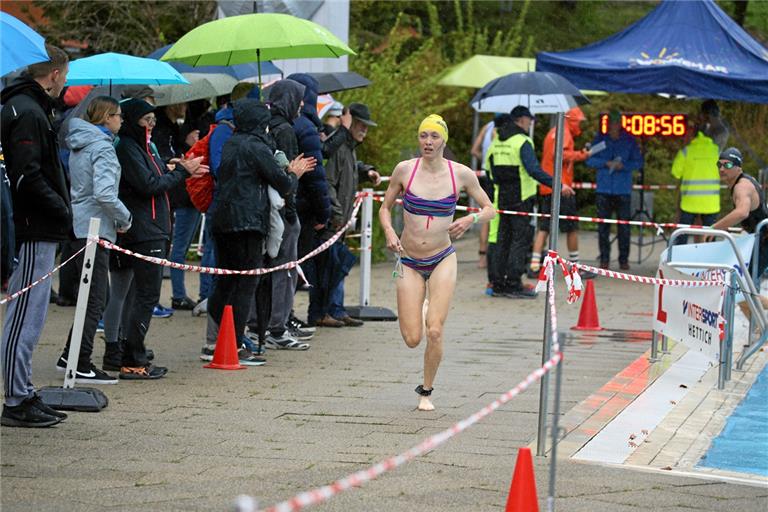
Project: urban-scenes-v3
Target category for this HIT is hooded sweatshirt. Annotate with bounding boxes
[66,117,131,242]
[115,98,188,245]
[268,79,305,224]
[0,76,72,242]
[286,73,331,226]
[212,99,295,235]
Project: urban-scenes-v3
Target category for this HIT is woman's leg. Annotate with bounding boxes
[396,265,427,349]
[103,268,134,344]
[418,253,457,410]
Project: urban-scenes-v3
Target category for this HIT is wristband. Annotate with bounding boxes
[471,213,480,224]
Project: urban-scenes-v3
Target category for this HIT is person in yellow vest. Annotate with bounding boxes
[671,127,721,245]
[485,106,574,298]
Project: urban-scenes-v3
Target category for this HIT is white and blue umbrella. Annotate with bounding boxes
[0,12,50,77]
[470,71,589,114]
[66,52,189,87]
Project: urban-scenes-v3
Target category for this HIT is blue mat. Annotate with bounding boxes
[698,365,768,476]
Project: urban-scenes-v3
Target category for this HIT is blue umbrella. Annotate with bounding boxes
[0,12,50,77]
[147,45,282,81]
[65,52,189,87]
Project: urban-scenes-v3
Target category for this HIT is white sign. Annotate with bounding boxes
[653,262,725,361]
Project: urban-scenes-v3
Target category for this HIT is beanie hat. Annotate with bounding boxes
[719,147,743,167]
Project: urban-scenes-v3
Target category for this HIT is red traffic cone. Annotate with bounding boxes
[504,447,539,512]
[204,305,246,370]
[571,279,603,331]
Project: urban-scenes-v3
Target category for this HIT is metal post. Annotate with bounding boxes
[650,331,660,362]
[661,333,670,354]
[547,332,565,512]
[470,110,480,171]
[724,272,737,383]
[358,188,373,308]
[748,220,768,346]
[63,217,100,389]
[537,112,565,456]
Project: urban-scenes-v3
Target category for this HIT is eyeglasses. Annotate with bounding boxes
[140,115,157,125]
[717,161,736,169]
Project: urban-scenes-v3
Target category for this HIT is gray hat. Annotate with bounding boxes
[719,147,743,167]
[349,103,377,127]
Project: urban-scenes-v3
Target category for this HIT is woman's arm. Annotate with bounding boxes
[448,163,495,239]
[378,161,407,252]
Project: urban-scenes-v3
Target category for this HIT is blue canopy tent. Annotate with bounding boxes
[536,0,768,103]
[147,45,282,81]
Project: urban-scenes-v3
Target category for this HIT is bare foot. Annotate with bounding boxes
[418,396,435,411]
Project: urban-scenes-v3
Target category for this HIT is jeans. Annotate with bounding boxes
[329,279,345,319]
[198,212,216,300]
[674,211,718,245]
[207,231,263,344]
[61,240,109,366]
[169,207,201,300]
[122,240,167,367]
[596,193,631,264]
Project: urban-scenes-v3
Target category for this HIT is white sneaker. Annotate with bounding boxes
[264,333,310,350]
[192,298,208,317]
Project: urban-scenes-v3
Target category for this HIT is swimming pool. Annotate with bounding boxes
[698,363,768,476]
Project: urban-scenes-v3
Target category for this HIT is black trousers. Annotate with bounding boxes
[58,239,81,301]
[492,197,535,293]
[122,240,167,367]
[208,231,263,345]
[596,193,631,264]
[62,240,109,367]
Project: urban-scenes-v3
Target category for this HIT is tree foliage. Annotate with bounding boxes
[31,0,216,56]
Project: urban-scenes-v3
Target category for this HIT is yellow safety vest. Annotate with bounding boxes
[671,132,721,214]
[486,133,537,243]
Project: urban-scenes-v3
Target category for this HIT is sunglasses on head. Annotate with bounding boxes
[717,161,736,169]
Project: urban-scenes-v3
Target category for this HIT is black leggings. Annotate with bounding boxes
[208,231,264,343]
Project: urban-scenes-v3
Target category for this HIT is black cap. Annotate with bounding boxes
[510,105,534,120]
[719,147,743,167]
[349,103,377,127]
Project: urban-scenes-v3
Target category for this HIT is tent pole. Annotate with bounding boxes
[257,48,262,88]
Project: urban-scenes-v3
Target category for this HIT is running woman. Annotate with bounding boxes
[379,114,495,411]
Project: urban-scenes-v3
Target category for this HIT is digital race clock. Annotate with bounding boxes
[599,113,688,137]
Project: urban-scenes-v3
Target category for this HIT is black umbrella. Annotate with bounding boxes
[470,71,589,114]
[308,71,371,94]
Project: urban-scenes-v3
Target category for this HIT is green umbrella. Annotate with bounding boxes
[438,55,536,89]
[161,13,355,84]
[152,73,238,107]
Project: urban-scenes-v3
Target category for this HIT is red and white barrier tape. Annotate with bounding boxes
[536,251,582,304]
[566,260,724,288]
[371,195,740,233]
[258,352,562,512]
[0,241,94,305]
[99,200,363,277]
[253,257,564,512]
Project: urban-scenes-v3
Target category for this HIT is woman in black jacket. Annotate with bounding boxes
[115,98,205,379]
[208,99,311,363]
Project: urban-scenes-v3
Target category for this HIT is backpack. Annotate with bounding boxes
[184,123,218,213]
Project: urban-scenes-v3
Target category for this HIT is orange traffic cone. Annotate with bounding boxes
[504,447,539,512]
[204,305,246,370]
[571,279,603,331]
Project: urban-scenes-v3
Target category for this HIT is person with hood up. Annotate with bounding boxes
[208,99,313,365]
[54,96,132,384]
[528,107,593,278]
[1,45,72,427]
[115,98,206,379]
[261,79,318,349]
[484,106,574,299]
[285,73,332,261]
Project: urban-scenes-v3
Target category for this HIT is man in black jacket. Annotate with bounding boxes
[208,99,311,361]
[263,79,317,349]
[1,45,72,427]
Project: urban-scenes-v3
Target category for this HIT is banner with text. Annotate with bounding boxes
[653,263,725,361]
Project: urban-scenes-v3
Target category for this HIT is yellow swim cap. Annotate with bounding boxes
[418,114,449,142]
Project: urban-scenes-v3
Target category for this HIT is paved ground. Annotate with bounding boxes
[2,231,766,511]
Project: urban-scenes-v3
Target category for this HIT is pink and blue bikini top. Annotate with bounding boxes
[402,158,458,228]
